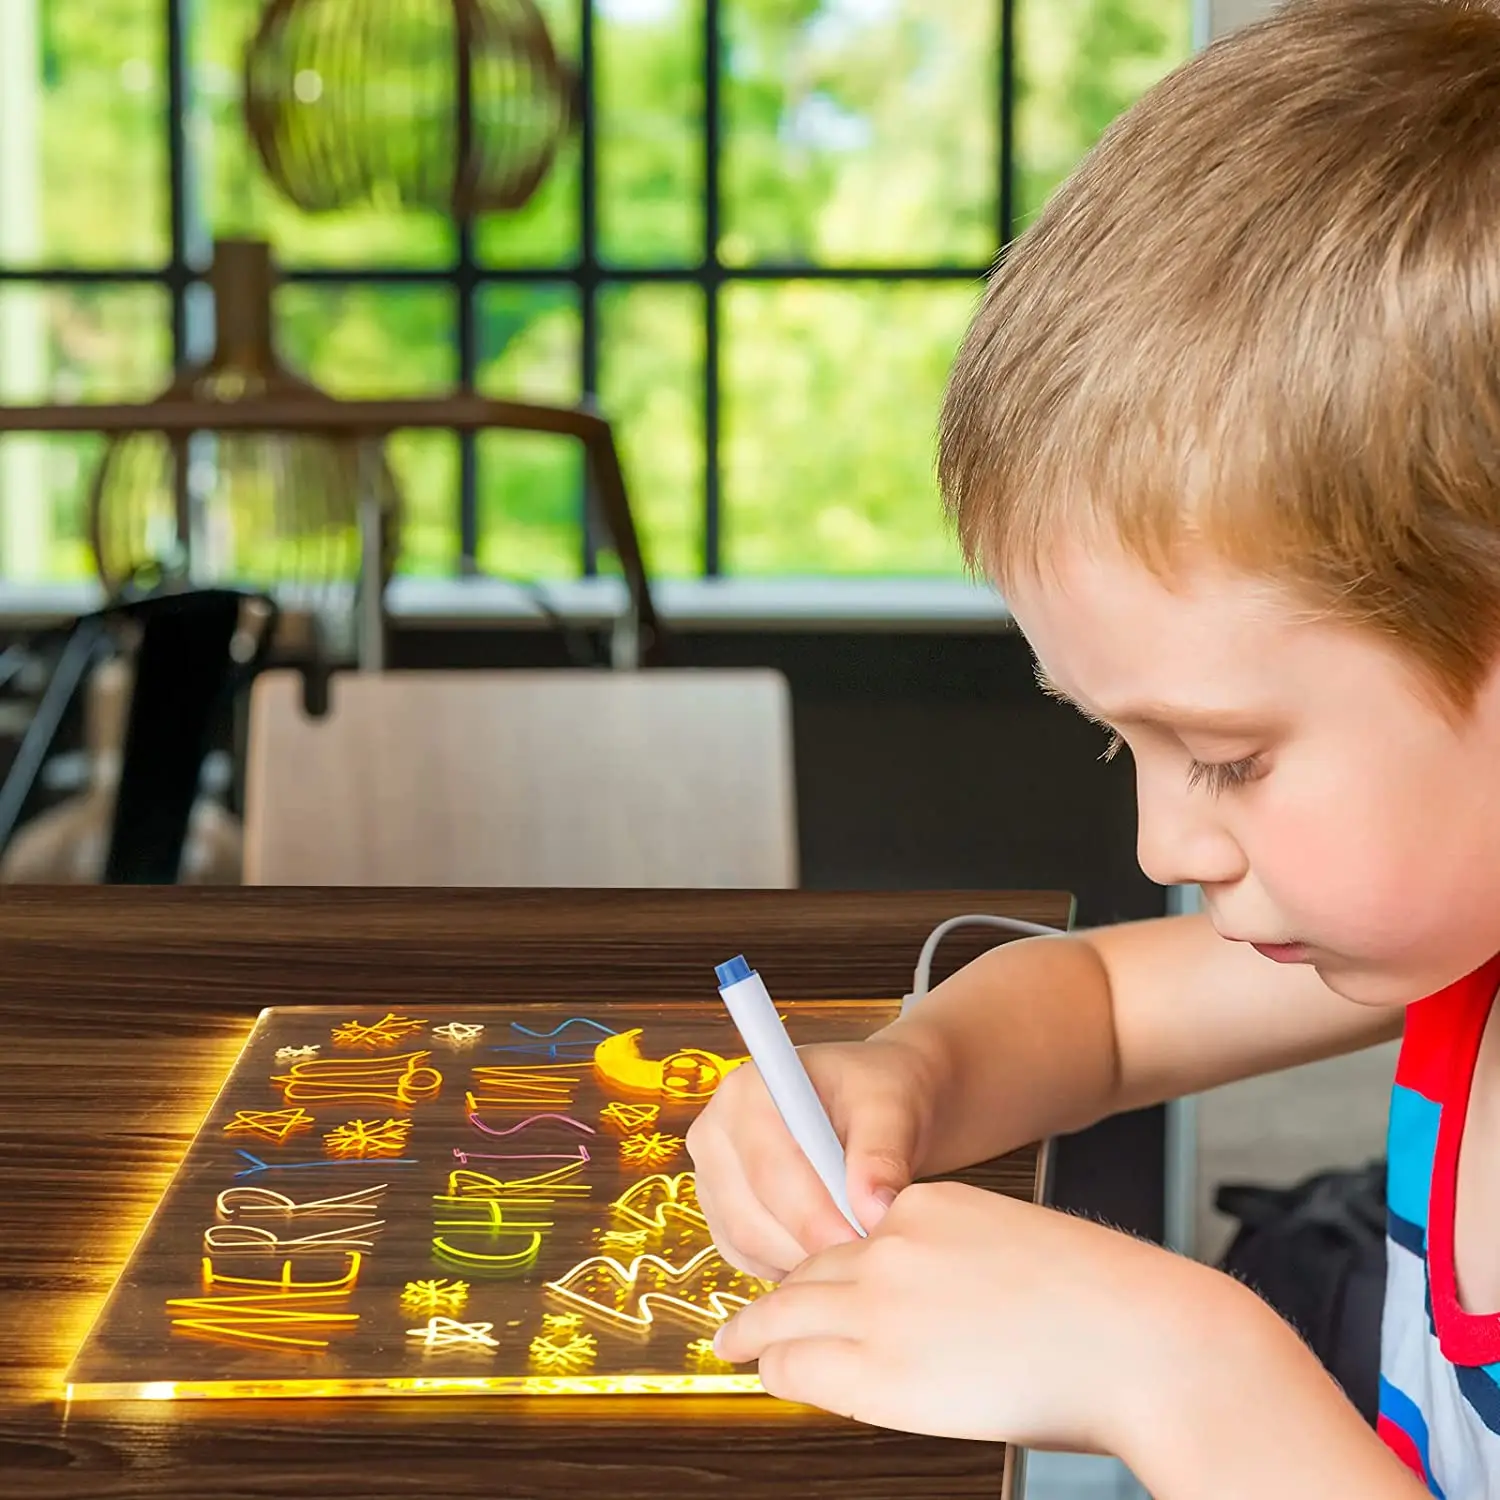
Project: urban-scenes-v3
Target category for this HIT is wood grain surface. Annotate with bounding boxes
[0,888,1070,1500]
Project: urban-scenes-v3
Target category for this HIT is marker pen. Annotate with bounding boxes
[714,955,865,1235]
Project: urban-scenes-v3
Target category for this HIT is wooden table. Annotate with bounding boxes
[0,888,1066,1500]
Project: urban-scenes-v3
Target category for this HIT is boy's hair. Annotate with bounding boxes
[939,0,1500,713]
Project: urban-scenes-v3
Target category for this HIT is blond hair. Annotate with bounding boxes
[939,0,1500,710]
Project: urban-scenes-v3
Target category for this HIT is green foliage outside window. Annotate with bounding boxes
[0,0,1190,586]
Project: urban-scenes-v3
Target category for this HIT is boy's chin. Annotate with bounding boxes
[1311,955,1451,1009]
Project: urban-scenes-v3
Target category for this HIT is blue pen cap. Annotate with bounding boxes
[715,955,753,987]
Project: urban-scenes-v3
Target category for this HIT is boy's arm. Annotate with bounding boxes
[879,911,1401,1175]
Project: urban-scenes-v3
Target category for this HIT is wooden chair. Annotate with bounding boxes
[242,669,798,887]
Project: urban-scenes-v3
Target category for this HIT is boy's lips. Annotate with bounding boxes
[1231,938,1311,963]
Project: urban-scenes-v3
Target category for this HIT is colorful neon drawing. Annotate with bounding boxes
[272,1050,441,1106]
[223,1107,315,1144]
[466,1110,595,1140]
[400,1278,470,1315]
[216,1184,387,1219]
[203,1220,384,1254]
[686,1336,735,1373]
[592,1029,747,1102]
[331,1012,427,1049]
[406,1316,500,1350]
[611,1172,708,1233]
[466,1062,588,1111]
[544,1245,758,1335]
[452,1144,591,1166]
[431,1197,555,1271]
[618,1131,686,1170]
[432,1022,485,1044]
[232,1149,416,1179]
[445,1161,591,1199]
[323,1117,414,1159]
[511,1017,618,1040]
[274,1044,321,1062]
[168,1255,361,1350]
[598,1228,649,1254]
[599,1101,660,1134]
[529,1313,598,1372]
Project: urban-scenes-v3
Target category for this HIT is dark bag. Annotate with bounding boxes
[1214,1159,1387,1426]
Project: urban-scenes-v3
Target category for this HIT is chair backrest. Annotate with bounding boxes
[243,669,798,887]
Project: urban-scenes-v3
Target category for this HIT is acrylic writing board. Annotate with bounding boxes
[64,1000,896,1400]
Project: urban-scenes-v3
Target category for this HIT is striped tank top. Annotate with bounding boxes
[1381,950,1500,1496]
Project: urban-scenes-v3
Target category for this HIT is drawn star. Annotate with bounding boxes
[597,1228,649,1254]
[400,1278,470,1315]
[618,1131,685,1169]
[599,1101,659,1134]
[223,1107,315,1144]
[686,1336,734,1372]
[432,1022,485,1044]
[275,1044,321,1062]
[406,1316,500,1350]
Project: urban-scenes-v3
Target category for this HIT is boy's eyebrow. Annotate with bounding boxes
[1031,665,1272,734]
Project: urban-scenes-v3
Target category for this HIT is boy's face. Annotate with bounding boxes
[1005,543,1500,1007]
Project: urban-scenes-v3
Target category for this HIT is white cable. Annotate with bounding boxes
[901,912,1068,1015]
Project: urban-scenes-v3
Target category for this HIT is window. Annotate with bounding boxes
[0,0,1191,588]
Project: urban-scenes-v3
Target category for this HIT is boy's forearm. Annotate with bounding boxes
[1123,1269,1426,1500]
[874,933,1122,1175]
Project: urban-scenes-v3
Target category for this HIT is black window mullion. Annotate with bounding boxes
[458,220,479,572]
[703,0,722,578]
[999,0,1016,248]
[166,0,190,365]
[580,0,600,577]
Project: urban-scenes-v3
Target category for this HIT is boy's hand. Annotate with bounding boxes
[686,1035,944,1282]
[712,1179,1236,1454]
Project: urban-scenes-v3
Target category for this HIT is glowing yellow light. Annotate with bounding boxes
[598,1229,649,1254]
[445,1162,590,1199]
[611,1172,708,1232]
[274,1044,320,1061]
[592,1029,747,1101]
[272,1051,441,1106]
[331,1013,427,1049]
[166,1256,362,1350]
[544,1245,759,1334]
[223,1107,314,1143]
[618,1131,685,1170]
[599,1101,659,1134]
[686,1337,735,1373]
[466,1062,588,1110]
[431,1197,554,1270]
[529,1313,598,1373]
[406,1316,499,1351]
[400,1279,470,1315]
[323,1117,413,1159]
[216,1184,386,1219]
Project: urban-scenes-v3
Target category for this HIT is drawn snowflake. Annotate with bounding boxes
[618,1131,685,1169]
[400,1278,470,1315]
[223,1107,315,1143]
[331,1013,426,1050]
[324,1116,413,1159]
[406,1316,500,1350]
[274,1044,321,1062]
[432,1021,485,1044]
[529,1313,597,1372]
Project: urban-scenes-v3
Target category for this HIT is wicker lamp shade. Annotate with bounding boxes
[244,0,577,218]
[87,240,402,607]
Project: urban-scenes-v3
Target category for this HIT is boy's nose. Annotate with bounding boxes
[1134,774,1247,891]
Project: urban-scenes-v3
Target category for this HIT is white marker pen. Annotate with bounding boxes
[714,955,865,1235]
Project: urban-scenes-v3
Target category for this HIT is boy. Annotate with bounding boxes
[685,2,1500,1495]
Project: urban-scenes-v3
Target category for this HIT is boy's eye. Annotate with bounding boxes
[1186,755,1262,795]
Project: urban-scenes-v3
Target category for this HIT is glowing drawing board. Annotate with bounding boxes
[64,1000,896,1400]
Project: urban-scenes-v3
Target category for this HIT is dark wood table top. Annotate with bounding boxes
[0,888,1068,1500]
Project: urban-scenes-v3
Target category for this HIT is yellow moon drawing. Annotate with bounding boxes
[592,1029,746,1101]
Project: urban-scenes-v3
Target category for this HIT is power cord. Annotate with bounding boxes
[901,912,1069,1016]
